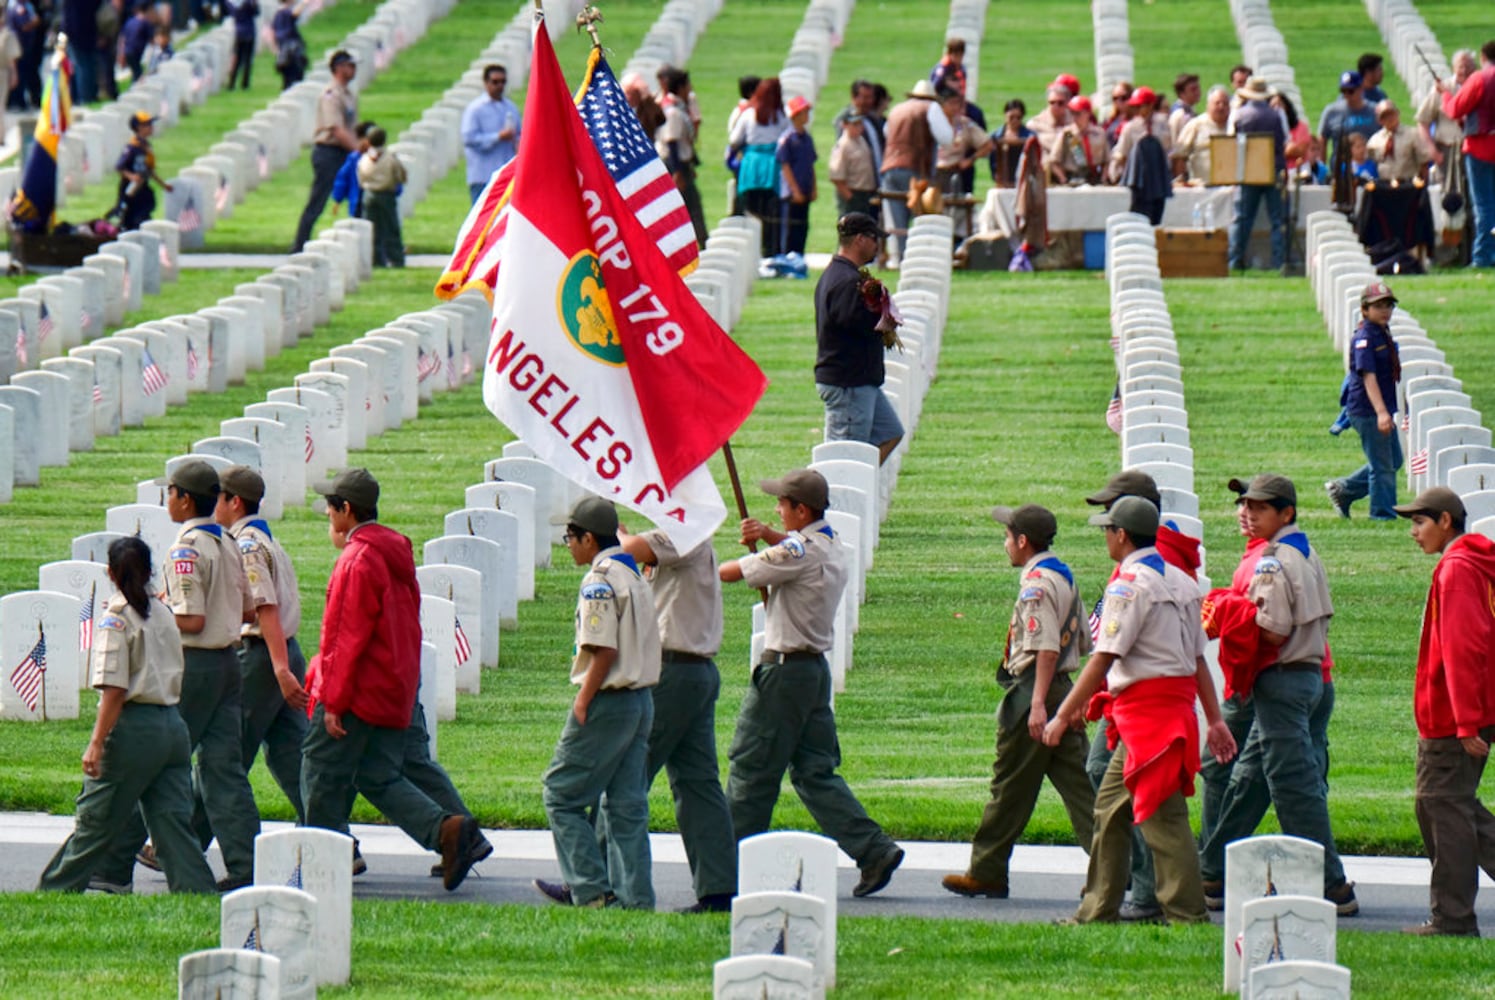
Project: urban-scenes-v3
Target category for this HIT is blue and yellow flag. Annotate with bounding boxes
[8,52,73,234]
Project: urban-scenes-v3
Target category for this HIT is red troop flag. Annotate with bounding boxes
[479,21,765,551]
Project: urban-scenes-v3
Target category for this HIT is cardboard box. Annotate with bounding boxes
[1155,228,1229,277]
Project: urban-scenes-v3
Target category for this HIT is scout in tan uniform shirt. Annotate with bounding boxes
[615,526,736,912]
[94,461,261,893]
[943,504,1096,900]
[219,466,308,825]
[38,537,216,895]
[292,48,358,252]
[721,468,904,898]
[1199,474,1357,915]
[537,497,660,910]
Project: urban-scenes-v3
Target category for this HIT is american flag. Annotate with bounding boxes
[186,341,199,381]
[1105,382,1123,434]
[1401,413,1410,433]
[374,39,391,72]
[454,614,472,666]
[79,583,96,653]
[1088,595,1105,643]
[123,265,131,303]
[304,425,315,462]
[215,174,230,214]
[417,348,442,383]
[460,349,473,379]
[256,144,270,179]
[37,302,53,344]
[80,309,92,333]
[141,346,169,395]
[446,340,460,389]
[287,846,303,889]
[1410,447,1429,476]
[177,192,201,234]
[242,922,260,951]
[435,48,699,301]
[159,243,172,270]
[9,631,46,713]
[15,327,26,367]
[92,378,102,404]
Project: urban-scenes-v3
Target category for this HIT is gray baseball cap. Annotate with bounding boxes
[1088,495,1160,536]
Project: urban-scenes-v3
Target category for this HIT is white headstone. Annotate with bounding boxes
[69,344,124,437]
[72,530,127,564]
[1247,959,1351,1000]
[417,564,487,680]
[713,955,822,1000]
[483,456,566,548]
[419,640,439,760]
[463,481,538,597]
[178,948,282,999]
[104,503,178,590]
[10,371,71,467]
[102,335,147,426]
[202,307,252,386]
[271,384,341,480]
[234,282,284,357]
[253,828,353,987]
[119,230,163,295]
[422,536,504,670]
[419,593,461,715]
[738,831,839,986]
[245,402,311,506]
[0,386,41,486]
[730,892,832,993]
[326,347,389,434]
[220,297,269,373]
[112,328,173,419]
[39,357,95,453]
[0,590,83,720]
[219,886,318,1000]
[1224,836,1325,993]
[0,403,11,503]
[1240,896,1337,999]
[307,359,370,450]
[220,418,287,521]
[37,560,114,688]
[443,508,519,629]
[364,331,419,421]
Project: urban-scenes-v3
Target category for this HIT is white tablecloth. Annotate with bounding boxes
[978,184,1362,236]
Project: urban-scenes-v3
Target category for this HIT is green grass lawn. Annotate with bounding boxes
[2,893,1493,998]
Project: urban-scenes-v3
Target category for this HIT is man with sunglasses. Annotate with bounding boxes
[462,63,521,204]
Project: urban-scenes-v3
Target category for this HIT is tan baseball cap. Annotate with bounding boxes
[1228,473,1297,506]
[218,465,265,504]
[760,468,830,512]
[1086,469,1161,506]
[1394,487,1466,521]
[991,503,1058,548]
[156,459,220,496]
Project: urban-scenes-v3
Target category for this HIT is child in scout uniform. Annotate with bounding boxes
[1326,281,1403,521]
[113,110,173,231]
[942,503,1096,900]
[355,125,407,268]
[37,537,216,894]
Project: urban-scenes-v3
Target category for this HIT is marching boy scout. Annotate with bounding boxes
[218,466,308,822]
[616,523,737,913]
[1198,474,1357,916]
[535,496,661,910]
[720,468,905,898]
[943,503,1096,900]
[94,460,260,893]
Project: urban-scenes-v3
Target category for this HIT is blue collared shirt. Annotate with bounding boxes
[461,94,522,185]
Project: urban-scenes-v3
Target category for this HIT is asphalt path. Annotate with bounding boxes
[6,812,1491,936]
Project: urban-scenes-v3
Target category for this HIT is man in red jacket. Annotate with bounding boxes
[302,468,481,891]
[1395,487,1495,936]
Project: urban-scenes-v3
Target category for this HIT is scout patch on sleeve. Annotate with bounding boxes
[1019,586,1044,603]
[764,536,806,563]
[237,537,260,554]
[99,614,127,632]
[1254,556,1282,576]
[1025,615,1041,635]
[581,581,615,601]
[174,559,197,576]
[246,567,261,586]
[1353,338,1368,349]
[1104,618,1121,637]
[1105,582,1137,601]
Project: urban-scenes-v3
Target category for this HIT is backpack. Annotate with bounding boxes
[276,35,306,72]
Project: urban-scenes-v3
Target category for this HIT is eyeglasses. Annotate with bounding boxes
[1049,99,1066,105]
[562,528,583,543]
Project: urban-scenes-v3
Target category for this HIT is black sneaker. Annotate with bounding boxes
[1324,480,1351,519]
[217,874,253,893]
[678,893,733,913]
[1202,879,1224,911]
[352,842,367,877]
[1326,880,1359,917]
[533,878,574,905]
[1120,900,1164,922]
[853,846,904,898]
[86,875,133,895]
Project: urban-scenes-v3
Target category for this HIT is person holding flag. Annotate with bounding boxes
[37,537,217,894]
[7,34,69,234]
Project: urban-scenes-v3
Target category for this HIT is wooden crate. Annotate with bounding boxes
[1154,227,1229,277]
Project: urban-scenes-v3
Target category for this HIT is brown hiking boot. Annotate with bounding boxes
[438,814,479,891]
[940,872,1009,899]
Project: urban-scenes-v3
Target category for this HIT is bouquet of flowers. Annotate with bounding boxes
[858,267,904,350]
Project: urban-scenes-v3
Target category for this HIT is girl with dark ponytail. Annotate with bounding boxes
[109,536,154,618]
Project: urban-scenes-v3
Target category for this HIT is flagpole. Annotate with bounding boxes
[37,622,47,723]
[721,441,770,604]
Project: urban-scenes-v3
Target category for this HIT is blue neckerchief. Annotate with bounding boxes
[1139,552,1166,575]
[1034,555,1073,586]
[1277,531,1310,559]
[246,518,273,540]
[816,525,834,539]
[611,552,640,577]
[194,523,223,538]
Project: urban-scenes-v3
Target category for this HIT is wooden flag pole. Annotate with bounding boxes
[37,621,47,723]
[722,441,769,604]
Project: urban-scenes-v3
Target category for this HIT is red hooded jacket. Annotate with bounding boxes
[312,522,423,728]
[1416,532,1495,739]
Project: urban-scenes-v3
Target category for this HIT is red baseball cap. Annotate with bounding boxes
[1127,86,1158,107]
[1054,73,1082,97]
[1068,95,1093,115]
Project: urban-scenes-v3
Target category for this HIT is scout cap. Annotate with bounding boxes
[1228,473,1297,506]
[130,110,157,130]
[1394,486,1466,521]
[158,459,220,496]
[314,467,380,509]
[760,468,830,512]
[786,95,812,117]
[1088,495,1159,536]
[218,465,265,504]
[1361,280,1397,306]
[330,49,356,70]
[1339,70,1363,91]
[1126,85,1158,107]
[1085,469,1161,506]
[552,495,619,537]
[838,211,887,241]
[991,504,1057,548]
